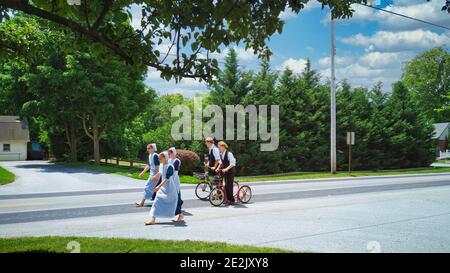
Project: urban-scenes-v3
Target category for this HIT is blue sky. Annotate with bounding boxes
[139,0,449,96]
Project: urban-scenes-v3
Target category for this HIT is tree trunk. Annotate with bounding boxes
[93,129,100,165]
[116,158,119,165]
[82,112,102,166]
[69,126,77,162]
[130,159,133,167]
[65,124,78,162]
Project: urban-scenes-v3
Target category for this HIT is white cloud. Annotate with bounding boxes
[279,9,298,21]
[340,29,449,52]
[315,49,417,91]
[358,51,415,69]
[127,4,143,30]
[278,58,308,74]
[145,68,207,97]
[279,1,321,20]
[226,46,259,62]
[347,1,450,31]
[318,56,354,68]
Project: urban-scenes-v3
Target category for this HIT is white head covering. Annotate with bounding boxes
[150,143,157,152]
[160,151,169,161]
[168,147,177,155]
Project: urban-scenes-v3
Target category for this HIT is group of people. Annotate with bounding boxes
[134,144,184,225]
[135,137,237,225]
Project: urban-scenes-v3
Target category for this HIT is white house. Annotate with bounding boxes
[432,122,449,157]
[0,116,30,161]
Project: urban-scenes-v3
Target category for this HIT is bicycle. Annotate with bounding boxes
[193,172,239,201]
[209,177,252,207]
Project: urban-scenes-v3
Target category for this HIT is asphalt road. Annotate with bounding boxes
[1,161,450,253]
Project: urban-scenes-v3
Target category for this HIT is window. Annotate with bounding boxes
[32,143,41,151]
[3,144,11,152]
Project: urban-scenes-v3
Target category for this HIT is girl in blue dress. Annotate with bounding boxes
[145,151,180,225]
[135,143,160,207]
[168,147,184,222]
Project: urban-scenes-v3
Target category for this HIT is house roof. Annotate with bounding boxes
[0,116,30,142]
[432,122,450,139]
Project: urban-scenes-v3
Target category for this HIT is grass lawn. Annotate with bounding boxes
[237,167,450,182]
[61,161,199,184]
[0,166,15,185]
[60,161,450,184]
[0,236,291,253]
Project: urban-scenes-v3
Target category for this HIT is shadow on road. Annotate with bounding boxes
[157,221,188,228]
[15,163,104,175]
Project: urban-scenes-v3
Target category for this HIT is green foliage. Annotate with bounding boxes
[0,15,155,163]
[1,0,369,82]
[206,49,436,175]
[0,13,443,175]
[402,47,450,123]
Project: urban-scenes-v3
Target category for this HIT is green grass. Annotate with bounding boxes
[60,161,450,184]
[60,161,199,184]
[237,167,450,182]
[0,166,15,185]
[0,236,291,253]
[435,159,450,164]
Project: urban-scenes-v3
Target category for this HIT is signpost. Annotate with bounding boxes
[330,14,337,174]
[347,132,355,174]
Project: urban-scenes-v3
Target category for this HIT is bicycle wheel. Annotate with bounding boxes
[233,181,240,197]
[195,182,212,201]
[238,185,252,204]
[209,188,225,206]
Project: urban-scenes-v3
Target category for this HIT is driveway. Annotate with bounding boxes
[0,161,145,194]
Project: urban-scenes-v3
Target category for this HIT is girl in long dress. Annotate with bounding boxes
[168,147,184,222]
[135,143,160,207]
[145,151,181,225]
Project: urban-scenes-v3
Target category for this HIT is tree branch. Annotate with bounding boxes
[82,113,94,140]
[91,0,114,31]
[1,0,133,64]
[1,0,216,80]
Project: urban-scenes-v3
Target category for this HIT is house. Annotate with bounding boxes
[432,122,449,156]
[0,116,30,161]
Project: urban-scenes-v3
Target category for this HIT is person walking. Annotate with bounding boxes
[168,147,184,222]
[145,152,180,225]
[135,143,160,207]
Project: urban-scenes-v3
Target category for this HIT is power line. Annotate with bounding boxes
[359,3,450,31]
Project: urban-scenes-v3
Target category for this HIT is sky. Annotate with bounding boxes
[136,0,450,97]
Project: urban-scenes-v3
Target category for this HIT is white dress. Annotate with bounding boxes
[143,153,159,199]
[149,163,178,218]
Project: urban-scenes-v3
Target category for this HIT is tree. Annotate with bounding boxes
[0,15,83,159]
[402,47,450,123]
[63,51,150,165]
[0,0,369,83]
[384,82,435,168]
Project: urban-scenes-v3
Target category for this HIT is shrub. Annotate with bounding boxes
[176,149,202,175]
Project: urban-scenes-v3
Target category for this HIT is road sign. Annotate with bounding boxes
[347,132,355,174]
[347,132,355,145]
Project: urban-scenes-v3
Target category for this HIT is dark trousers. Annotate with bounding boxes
[223,168,235,202]
[175,192,183,215]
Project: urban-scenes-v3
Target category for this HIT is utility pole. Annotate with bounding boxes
[330,13,337,174]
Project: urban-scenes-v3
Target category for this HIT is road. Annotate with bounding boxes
[1,161,450,253]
